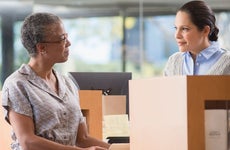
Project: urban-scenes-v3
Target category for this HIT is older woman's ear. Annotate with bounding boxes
[36,43,47,55]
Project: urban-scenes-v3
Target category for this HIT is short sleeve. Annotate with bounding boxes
[2,85,33,124]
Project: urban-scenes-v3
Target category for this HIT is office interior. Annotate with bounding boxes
[0,0,230,150]
[0,0,230,86]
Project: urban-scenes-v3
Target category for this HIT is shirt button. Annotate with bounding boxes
[196,62,199,66]
[63,112,66,115]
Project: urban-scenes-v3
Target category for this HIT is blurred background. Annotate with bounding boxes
[0,0,230,88]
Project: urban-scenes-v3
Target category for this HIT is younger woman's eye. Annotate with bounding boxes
[182,27,190,32]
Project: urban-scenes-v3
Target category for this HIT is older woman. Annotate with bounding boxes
[2,12,110,150]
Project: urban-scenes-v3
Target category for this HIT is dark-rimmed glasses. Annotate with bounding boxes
[41,33,68,44]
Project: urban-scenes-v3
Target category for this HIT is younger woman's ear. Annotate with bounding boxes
[203,25,211,36]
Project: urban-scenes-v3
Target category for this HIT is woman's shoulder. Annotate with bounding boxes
[208,49,230,75]
[163,52,184,76]
[213,48,230,68]
[2,71,27,92]
[222,48,230,54]
[167,52,184,62]
[220,49,230,59]
[4,69,25,84]
[3,64,37,90]
[169,51,183,58]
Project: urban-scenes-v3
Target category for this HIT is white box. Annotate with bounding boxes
[205,109,227,150]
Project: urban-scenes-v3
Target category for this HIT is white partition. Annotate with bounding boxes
[129,76,188,150]
[129,76,230,150]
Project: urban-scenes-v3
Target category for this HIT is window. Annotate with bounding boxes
[1,1,230,87]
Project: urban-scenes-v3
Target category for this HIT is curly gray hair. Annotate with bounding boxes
[21,12,61,57]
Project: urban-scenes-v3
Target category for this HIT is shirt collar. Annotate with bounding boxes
[18,64,66,98]
[18,64,37,80]
[182,41,220,59]
[18,64,58,80]
[199,41,220,59]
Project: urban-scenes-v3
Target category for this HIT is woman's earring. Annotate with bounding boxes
[41,50,46,55]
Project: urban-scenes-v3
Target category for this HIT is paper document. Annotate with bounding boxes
[103,114,129,140]
[205,109,227,150]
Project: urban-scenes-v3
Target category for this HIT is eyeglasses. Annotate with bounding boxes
[41,33,68,44]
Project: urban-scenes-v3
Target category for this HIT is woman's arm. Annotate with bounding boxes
[76,122,111,149]
[9,110,108,150]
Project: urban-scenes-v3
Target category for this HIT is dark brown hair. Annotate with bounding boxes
[178,0,219,41]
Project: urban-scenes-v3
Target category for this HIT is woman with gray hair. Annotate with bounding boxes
[2,12,110,150]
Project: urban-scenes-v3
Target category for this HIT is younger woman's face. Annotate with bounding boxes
[174,11,209,54]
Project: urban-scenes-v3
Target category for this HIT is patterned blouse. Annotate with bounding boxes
[2,64,84,150]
